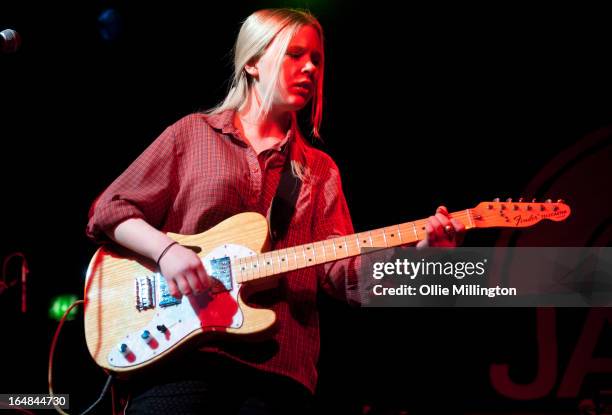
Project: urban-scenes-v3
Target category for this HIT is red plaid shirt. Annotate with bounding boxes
[86,110,357,393]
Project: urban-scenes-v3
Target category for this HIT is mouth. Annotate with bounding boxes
[292,81,313,94]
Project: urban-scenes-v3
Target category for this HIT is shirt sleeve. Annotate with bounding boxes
[86,124,178,244]
[314,158,399,306]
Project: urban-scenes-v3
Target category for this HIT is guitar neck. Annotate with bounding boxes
[233,210,476,284]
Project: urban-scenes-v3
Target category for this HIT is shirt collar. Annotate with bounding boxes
[205,109,295,153]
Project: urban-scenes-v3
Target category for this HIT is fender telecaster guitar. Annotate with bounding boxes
[84,199,571,372]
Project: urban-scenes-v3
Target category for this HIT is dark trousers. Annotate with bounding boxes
[123,353,314,415]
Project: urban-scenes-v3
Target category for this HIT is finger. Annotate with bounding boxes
[451,218,466,245]
[435,212,452,229]
[166,278,180,299]
[436,205,449,216]
[451,218,466,233]
[416,238,428,250]
[175,275,192,297]
[195,263,210,292]
[185,270,204,294]
[428,215,445,241]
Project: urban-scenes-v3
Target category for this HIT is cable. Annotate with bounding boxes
[79,373,114,415]
[48,299,82,414]
[48,298,116,415]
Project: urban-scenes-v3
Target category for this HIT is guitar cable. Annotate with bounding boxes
[48,299,117,415]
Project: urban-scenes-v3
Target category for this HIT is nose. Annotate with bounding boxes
[302,60,316,74]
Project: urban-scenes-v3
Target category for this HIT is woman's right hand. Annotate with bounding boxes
[158,244,212,298]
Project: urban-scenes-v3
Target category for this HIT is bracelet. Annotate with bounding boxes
[156,241,179,270]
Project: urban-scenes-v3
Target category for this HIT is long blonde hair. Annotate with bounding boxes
[208,9,325,179]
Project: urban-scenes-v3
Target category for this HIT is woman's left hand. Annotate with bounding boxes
[416,205,466,249]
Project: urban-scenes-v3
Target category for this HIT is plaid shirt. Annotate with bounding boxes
[86,110,357,393]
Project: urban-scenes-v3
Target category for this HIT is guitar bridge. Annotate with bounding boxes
[135,275,155,311]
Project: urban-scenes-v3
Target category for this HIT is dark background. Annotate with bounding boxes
[2,1,611,413]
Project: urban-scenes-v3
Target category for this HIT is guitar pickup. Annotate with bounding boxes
[158,274,181,308]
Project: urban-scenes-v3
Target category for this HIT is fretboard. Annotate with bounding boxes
[233,210,475,284]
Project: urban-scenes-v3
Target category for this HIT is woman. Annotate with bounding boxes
[87,8,464,414]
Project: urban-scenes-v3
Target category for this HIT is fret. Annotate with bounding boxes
[257,254,264,278]
[314,241,326,265]
[412,222,418,241]
[369,231,374,248]
[253,255,261,279]
[320,241,327,263]
[382,228,388,247]
[264,252,273,276]
[466,209,474,229]
[301,245,307,267]
[245,256,253,281]
[246,257,253,281]
[281,248,289,271]
[397,224,403,243]
[292,247,299,271]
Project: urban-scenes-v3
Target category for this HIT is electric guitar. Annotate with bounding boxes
[84,199,571,372]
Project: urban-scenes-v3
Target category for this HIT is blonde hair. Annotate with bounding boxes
[208,9,325,180]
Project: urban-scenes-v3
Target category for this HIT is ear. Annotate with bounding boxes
[244,61,259,78]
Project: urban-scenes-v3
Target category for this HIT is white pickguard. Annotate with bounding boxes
[108,243,256,368]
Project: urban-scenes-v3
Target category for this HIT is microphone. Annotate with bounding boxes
[1,29,22,53]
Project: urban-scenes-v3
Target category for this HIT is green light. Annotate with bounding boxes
[49,294,79,321]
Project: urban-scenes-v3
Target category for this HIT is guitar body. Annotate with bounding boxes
[84,212,276,373]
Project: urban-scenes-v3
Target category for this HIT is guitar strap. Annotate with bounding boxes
[268,142,302,245]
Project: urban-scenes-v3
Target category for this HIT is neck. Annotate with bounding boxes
[237,94,293,144]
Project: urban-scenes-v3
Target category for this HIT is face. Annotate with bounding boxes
[250,25,323,112]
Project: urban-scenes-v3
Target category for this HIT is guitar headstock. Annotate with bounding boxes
[470,198,571,228]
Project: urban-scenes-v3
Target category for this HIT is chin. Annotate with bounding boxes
[284,96,311,111]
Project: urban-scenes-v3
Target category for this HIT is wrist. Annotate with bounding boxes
[156,241,179,270]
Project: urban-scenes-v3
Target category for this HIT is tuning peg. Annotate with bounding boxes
[518,197,524,203]
[493,197,500,202]
[557,199,564,203]
[545,199,552,203]
[506,198,512,202]
[532,198,537,203]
